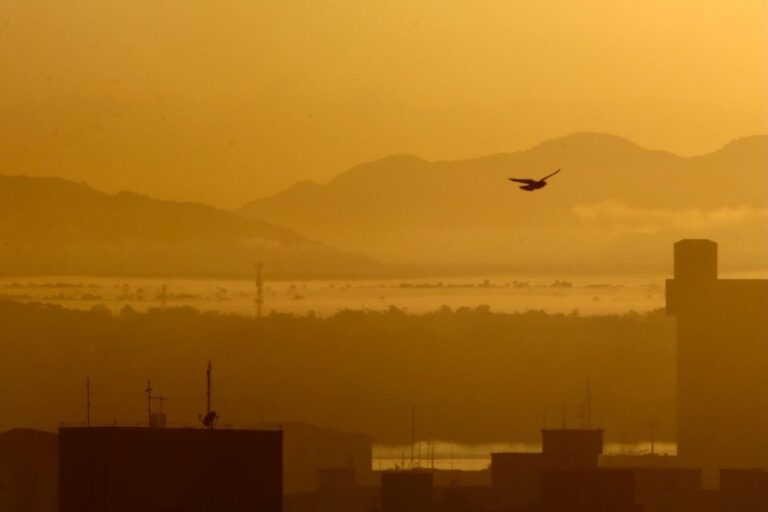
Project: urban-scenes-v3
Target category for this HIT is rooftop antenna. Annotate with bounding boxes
[587,376,592,429]
[410,405,416,470]
[254,262,264,319]
[199,361,218,429]
[417,438,421,469]
[578,403,587,428]
[562,403,567,429]
[648,419,658,455]
[86,377,91,427]
[146,378,167,428]
[146,378,152,427]
[431,441,436,471]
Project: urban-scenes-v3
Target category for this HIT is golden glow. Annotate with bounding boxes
[1,1,766,206]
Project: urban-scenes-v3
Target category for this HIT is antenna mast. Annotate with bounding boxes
[254,262,264,318]
[410,406,416,470]
[207,361,211,415]
[587,376,592,429]
[199,360,218,429]
[562,403,567,429]
[146,379,152,427]
[86,377,91,427]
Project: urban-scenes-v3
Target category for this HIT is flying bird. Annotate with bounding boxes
[508,169,561,191]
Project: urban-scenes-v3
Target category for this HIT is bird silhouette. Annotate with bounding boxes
[508,169,561,191]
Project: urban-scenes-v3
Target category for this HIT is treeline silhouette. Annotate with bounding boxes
[0,300,674,445]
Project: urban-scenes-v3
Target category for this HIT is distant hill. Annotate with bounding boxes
[0,175,379,277]
[239,133,768,272]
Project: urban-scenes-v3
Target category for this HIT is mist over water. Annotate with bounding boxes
[0,273,670,317]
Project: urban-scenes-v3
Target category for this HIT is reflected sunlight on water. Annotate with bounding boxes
[372,441,677,471]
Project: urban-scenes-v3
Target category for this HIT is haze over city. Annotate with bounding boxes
[0,1,767,511]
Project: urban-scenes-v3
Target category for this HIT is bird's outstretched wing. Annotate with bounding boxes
[539,169,561,181]
[508,178,536,185]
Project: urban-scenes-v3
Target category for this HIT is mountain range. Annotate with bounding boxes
[0,175,378,277]
[239,133,768,272]
[1,132,765,278]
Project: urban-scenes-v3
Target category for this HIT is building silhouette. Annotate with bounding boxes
[380,471,434,512]
[666,239,768,485]
[0,429,57,512]
[491,429,606,509]
[538,469,640,512]
[254,421,373,493]
[719,469,768,511]
[58,426,282,512]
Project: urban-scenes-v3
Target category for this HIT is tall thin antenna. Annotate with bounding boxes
[86,377,91,427]
[160,284,168,310]
[254,262,264,318]
[146,378,152,427]
[417,439,421,469]
[430,441,435,470]
[648,419,658,455]
[562,403,567,429]
[199,361,218,429]
[206,361,212,415]
[410,406,416,470]
[578,403,586,428]
[587,376,592,429]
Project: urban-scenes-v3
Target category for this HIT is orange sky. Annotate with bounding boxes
[1,1,766,206]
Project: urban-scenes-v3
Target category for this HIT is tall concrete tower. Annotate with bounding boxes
[666,240,768,486]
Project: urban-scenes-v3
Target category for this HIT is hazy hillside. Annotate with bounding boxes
[0,175,379,277]
[0,300,675,444]
[240,133,768,272]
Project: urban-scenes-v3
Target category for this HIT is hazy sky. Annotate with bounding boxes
[1,1,766,206]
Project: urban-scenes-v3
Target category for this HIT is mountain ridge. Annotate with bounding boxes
[0,174,380,277]
[239,132,768,269]
[249,132,766,199]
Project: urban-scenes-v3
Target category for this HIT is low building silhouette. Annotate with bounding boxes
[491,452,543,508]
[381,471,434,512]
[719,469,768,512]
[537,469,641,512]
[625,468,701,512]
[255,421,373,494]
[58,426,282,512]
[491,429,604,509]
[541,429,603,469]
[0,428,57,512]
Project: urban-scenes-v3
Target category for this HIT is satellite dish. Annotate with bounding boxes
[200,410,218,429]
